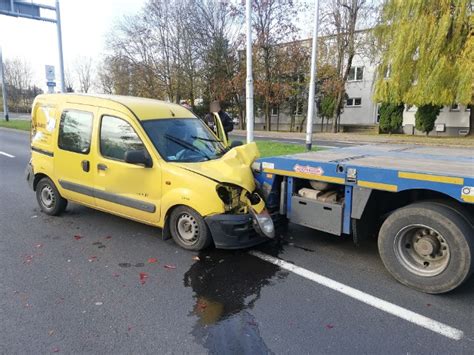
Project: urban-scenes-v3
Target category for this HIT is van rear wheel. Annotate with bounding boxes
[169,206,212,251]
[378,202,473,294]
[36,177,68,216]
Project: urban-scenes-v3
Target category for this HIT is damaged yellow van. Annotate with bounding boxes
[26,94,274,250]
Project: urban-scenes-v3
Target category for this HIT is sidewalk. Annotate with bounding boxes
[232,129,474,148]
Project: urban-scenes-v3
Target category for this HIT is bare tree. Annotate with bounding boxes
[74,56,94,93]
[319,0,380,132]
[253,0,300,131]
[4,57,34,111]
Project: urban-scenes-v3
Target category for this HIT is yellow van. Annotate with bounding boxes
[26,94,274,250]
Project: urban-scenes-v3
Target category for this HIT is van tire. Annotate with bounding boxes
[36,177,68,216]
[169,206,212,251]
[378,202,473,294]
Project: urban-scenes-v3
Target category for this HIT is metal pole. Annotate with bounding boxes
[305,0,320,151]
[56,0,66,92]
[245,0,254,143]
[0,47,9,121]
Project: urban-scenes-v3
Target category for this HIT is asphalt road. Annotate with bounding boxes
[1,128,473,354]
[229,133,357,148]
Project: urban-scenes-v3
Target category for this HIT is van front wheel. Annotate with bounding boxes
[36,177,68,216]
[169,206,212,251]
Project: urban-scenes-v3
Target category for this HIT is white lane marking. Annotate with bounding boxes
[0,151,15,158]
[249,250,464,341]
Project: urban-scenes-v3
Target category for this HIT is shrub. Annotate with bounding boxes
[415,104,441,135]
[379,102,404,134]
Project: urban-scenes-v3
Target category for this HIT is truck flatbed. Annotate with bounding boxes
[258,144,474,204]
[254,143,474,293]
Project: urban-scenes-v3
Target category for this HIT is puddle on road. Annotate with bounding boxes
[184,243,288,353]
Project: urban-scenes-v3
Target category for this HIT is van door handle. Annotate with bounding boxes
[97,163,108,171]
[81,160,90,172]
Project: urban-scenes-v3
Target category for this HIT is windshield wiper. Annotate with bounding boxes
[191,135,221,143]
[164,134,210,160]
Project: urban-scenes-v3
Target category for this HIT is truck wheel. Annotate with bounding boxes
[169,206,212,251]
[378,202,473,294]
[36,177,68,216]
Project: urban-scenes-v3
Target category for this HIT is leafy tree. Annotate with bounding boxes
[378,102,404,134]
[374,0,474,133]
[415,104,441,135]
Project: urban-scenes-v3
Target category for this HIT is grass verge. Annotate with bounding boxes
[0,119,31,131]
[256,140,316,157]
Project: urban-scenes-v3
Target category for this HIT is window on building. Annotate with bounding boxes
[348,66,364,81]
[271,106,278,116]
[450,104,460,111]
[466,104,471,112]
[346,98,362,107]
[58,110,94,154]
[100,115,145,161]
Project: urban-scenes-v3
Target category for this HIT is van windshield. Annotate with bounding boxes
[142,118,228,162]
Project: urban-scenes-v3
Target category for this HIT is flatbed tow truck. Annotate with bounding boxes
[253,144,474,294]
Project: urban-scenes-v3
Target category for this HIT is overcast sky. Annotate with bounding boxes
[0,0,145,91]
[0,0,313,92]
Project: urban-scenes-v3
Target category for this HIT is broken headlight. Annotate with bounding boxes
[216,184,242,212]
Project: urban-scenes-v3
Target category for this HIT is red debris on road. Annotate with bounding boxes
[139,272,149,285]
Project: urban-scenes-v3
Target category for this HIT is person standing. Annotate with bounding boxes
[204,101,233,139]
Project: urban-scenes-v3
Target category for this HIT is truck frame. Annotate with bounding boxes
[253,144,474,294]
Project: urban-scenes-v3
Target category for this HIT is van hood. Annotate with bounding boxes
[175,142,259,192]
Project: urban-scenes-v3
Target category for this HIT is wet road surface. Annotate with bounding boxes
[1,128,473,353]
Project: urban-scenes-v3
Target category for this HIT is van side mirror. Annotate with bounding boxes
[124,149,153,168]
[229,140,243,149]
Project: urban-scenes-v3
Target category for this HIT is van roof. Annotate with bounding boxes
[36,93,195,121]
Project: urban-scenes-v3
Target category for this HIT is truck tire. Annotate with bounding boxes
[169,206,212,251]
[36,177,68,216]
[378,202,473,294]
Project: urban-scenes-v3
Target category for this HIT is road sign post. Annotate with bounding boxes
[0,47,9,121]
[0,0,66,93]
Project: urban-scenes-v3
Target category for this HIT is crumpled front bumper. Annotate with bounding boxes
[205,211,283,249]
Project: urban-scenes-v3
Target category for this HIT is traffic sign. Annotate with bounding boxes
[46,81,56,87]
[45,65,55,81]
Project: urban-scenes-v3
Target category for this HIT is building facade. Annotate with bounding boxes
[252,38,470,136]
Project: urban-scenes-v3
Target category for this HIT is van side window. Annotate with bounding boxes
[58,110,94,154]
[100,115,145,161]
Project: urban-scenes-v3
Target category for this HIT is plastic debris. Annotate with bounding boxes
[95,302,103,306]
[325,324,334,329]
[74,235,83,240]
[148,258,158,264]
[88,256,98,262]
[35,244,43,248]
[52,347,60,353]
[192,256,200,261]
[105,236,112,240]
[164,264,176,269]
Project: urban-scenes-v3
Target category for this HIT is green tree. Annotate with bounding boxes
[378,102,404,134]
[374,0,474,133]
[415,104,441,135]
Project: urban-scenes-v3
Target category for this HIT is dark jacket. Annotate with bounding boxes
[204,110,234,134]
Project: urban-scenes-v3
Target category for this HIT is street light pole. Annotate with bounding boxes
[245,0,254,143]
[56,0,66,93]
[0,46,9,121]
[305,0,320,151]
